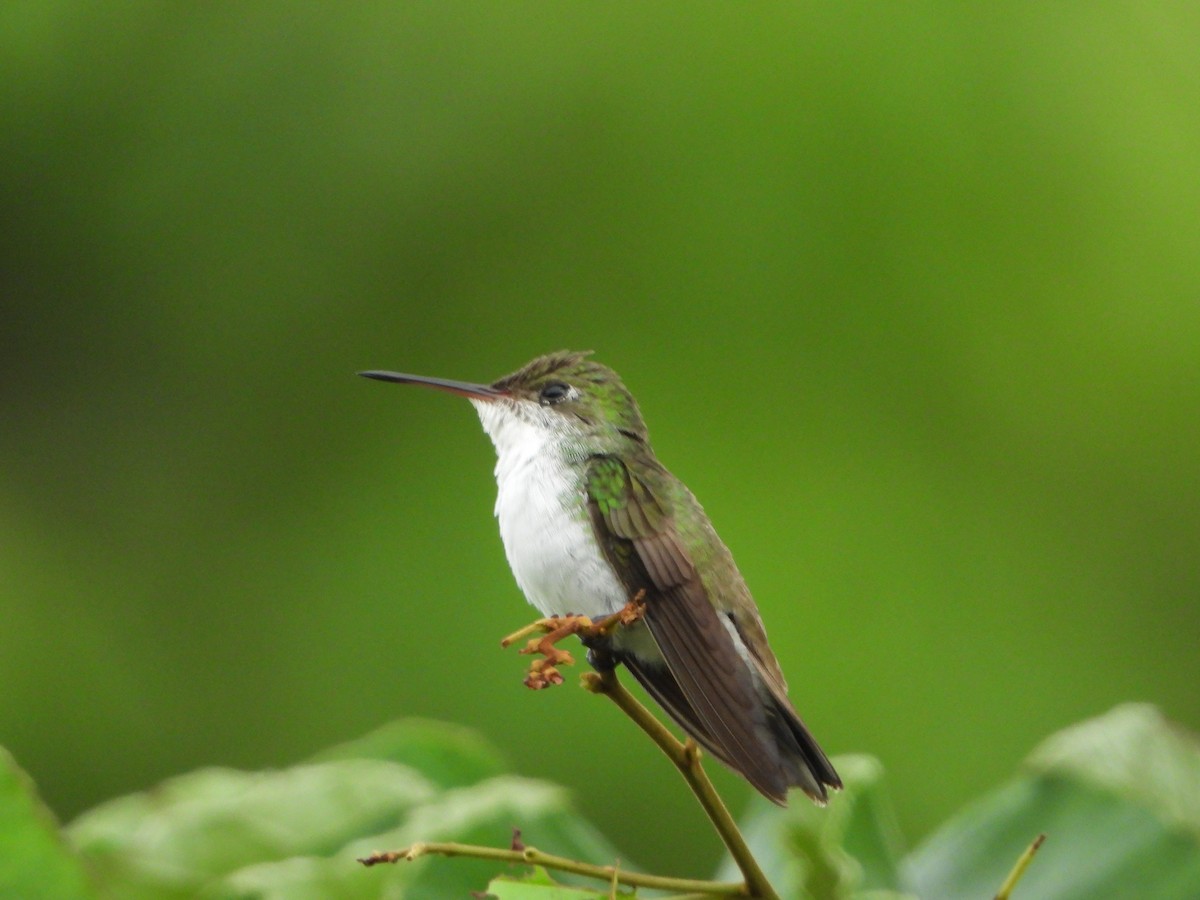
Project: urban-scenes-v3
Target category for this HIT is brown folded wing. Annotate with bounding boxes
[585,454,790,802]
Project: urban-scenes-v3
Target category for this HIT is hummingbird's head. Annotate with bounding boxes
[360,350,649,454]
[486,350,647,441]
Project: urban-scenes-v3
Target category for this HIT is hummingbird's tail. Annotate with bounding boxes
[765,695,842,804]
[620,653,841,805]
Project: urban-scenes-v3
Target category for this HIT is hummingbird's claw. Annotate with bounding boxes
[617,589,647,626]
[503,614,597,689]
[524,659,565,689]
[503,598,652,690]
[585,590,648,637]
[500,618,554,649]
[520,636,575,666]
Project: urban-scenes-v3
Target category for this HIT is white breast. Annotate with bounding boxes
[471,400,629,619]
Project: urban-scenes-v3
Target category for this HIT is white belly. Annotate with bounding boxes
[474,401,629,619]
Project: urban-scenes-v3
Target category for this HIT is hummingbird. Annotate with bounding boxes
[360,351,840,804]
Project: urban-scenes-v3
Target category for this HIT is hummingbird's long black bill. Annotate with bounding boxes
[358,371,507,400]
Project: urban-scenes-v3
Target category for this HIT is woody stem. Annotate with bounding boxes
[582,668,779,900]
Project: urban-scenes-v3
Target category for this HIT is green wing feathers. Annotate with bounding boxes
[583,454,796,801]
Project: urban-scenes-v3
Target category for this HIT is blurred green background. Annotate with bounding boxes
[3,3,1198,877]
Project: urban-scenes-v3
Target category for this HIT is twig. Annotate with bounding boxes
[582,669,779,900]
[358,841,748,895]
[362,608,778,897]
[994,833,1046,900]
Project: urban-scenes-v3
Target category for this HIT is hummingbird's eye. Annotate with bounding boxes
[538,381,572,404]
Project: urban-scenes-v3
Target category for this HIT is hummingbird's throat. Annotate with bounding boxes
[470,397,580,455]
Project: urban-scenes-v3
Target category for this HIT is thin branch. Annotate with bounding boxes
[362,611,779,897]
[582,669,779,900]
[358,841,748,895]
[994,833,1046,900]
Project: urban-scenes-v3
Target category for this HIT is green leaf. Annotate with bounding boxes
[1025,702,1200,837]
[716,754,917,899]
[65,720,623,899]
[68,759,435,898]
[0,745,96,900]
[485,866,616,899]
[309,718,508,789]
[202,778,623,899]
[903,704,1200,899]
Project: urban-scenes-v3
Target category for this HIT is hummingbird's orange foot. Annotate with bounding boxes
[586,589,648,638]
[617,589,647,626]
[502,614,595,689]
[524,657,565,689]
[520,634,575,668]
